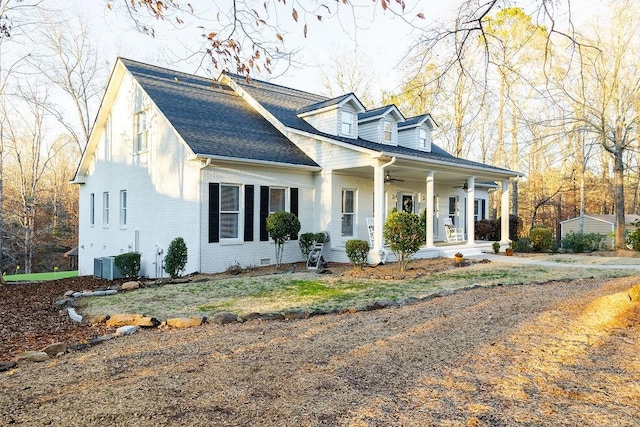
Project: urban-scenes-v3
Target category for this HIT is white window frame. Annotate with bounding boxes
[134,110,148,154]
[103,192,109,228]
[340,111,354,136]
[104,114,112,161]
[341,189,356,238]
[419,128,428,150]
[269,187,287,214]
[383,120,393,143]
[220,184,242,242]
[120,190,127,229]
[90,193,95,226]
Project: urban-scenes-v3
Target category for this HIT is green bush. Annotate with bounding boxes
[627,221,640,251]
[114,252,141,278]
[561,232,604,253]
[492,242,501,254]
[529,224,553,253]
[266,211,301,268]
[299,233,316,259]
[383,211,426,272]
[164,237,188,279]
[345,239,369,269]
[512,238,531,253]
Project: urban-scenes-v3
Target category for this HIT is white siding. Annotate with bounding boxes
[199,165,315,272]
[78,71,201,278]
[303,108,339,136]
[561,217,615,248]
[358,118,398,145]
[397,127,416,149]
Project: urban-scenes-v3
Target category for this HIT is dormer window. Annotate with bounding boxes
[341,111,354,136]
[383,121,393,143]
[419,128,428,149]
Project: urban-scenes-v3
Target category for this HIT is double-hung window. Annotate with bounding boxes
[103,192,109,227]
[419,128,428,149]
[341,111,353,136]
[120,190,127,228]
[104,115,112,161]
[134,110,148,153]
[341,189,355,237]
[269,187,286,213]
[220,185,240,239]
[90,193,95,226]
[383,120,393,143]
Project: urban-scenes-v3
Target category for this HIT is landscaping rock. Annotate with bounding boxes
[170,278,191,284]
[115,325,138,336]
[55,298,76,310]
[284,310,310,320]
[40,342,67,357]
[84,314,110,324]
[67,307,83,323]
[166,316,206,328]
[16,351,49,363]
[259,313,285,321]
[88,335,115,345]
[629,284,640,302]
[63,290,75,297]
[0,361,17,372]
[121,281,140,291]
[210,312,239,325]
[106,313,159,328]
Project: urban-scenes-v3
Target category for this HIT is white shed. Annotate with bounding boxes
[560,214,640,248]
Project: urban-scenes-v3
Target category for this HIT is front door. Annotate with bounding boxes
[401,194,414,214]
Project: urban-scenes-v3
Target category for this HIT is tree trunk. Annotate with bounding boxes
[614,147,626,249]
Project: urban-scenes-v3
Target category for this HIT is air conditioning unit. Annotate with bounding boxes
[101,256,124,280]
[93,258,103,277]
[93,256,125,280]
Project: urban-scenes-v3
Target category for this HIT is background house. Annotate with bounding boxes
[73,58,520,277]
[560,214,640,248]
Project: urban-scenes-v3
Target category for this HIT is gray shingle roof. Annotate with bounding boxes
[120,59,319,167]
[297,93,358,115]
[225,73,518,176]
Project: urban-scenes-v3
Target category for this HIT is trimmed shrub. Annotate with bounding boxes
[492,242,501,254]
[114,252,141,278]
[383,211,426,272]
[266,211,301,268]
[561,232,604,253]
[346,239,369,269]
[512,237,531,253]
[299,233,316,259]
[164,237,188,279]
[475,219,498,241]
[529,224,553,253]
[626,221,640,251]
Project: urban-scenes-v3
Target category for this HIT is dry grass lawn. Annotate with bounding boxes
[1,255,639,426]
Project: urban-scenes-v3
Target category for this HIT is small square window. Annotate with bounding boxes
[269,188,286,213]
[383,121,393,143]
[341,111,353,136]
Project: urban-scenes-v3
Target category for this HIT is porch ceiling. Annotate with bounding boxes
[333,163,510,187]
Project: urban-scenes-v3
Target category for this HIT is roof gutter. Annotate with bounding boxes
[192,154,322,171]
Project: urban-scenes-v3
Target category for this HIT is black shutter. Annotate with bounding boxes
[208,183,219,243]
[260,186,269,241]
[290,187,299,240]
[244,185,254,242]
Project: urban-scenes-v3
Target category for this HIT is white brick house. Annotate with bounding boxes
[73,58,520,277]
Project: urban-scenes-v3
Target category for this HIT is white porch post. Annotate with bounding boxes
[466,176,475,246]
[425,171,435,247]
[373,164,386,258]
[501,179,511,244]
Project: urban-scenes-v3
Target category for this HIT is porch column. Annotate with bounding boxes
[373,164,386,256]
[500,179,511,244]
[466,176,475,246]
[425,171,435,247]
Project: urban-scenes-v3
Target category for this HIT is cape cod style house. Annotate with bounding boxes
[72,58,520,277]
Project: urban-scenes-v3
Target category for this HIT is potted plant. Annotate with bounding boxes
[505,244,514,256]
[454,252,464,263]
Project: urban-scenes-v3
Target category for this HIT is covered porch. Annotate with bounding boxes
[328,154,519,265]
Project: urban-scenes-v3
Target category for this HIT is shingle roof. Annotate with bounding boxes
[398,114,434,128]
[358,105,403,122]
[120,59,319,167]
[297,93,359,115]
[225,73,518,176]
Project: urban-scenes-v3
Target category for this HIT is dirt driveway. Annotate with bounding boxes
[1,274,638,426]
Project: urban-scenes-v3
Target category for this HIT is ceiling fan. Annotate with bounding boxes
[385,171,404,183]
[454,182,469,190]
